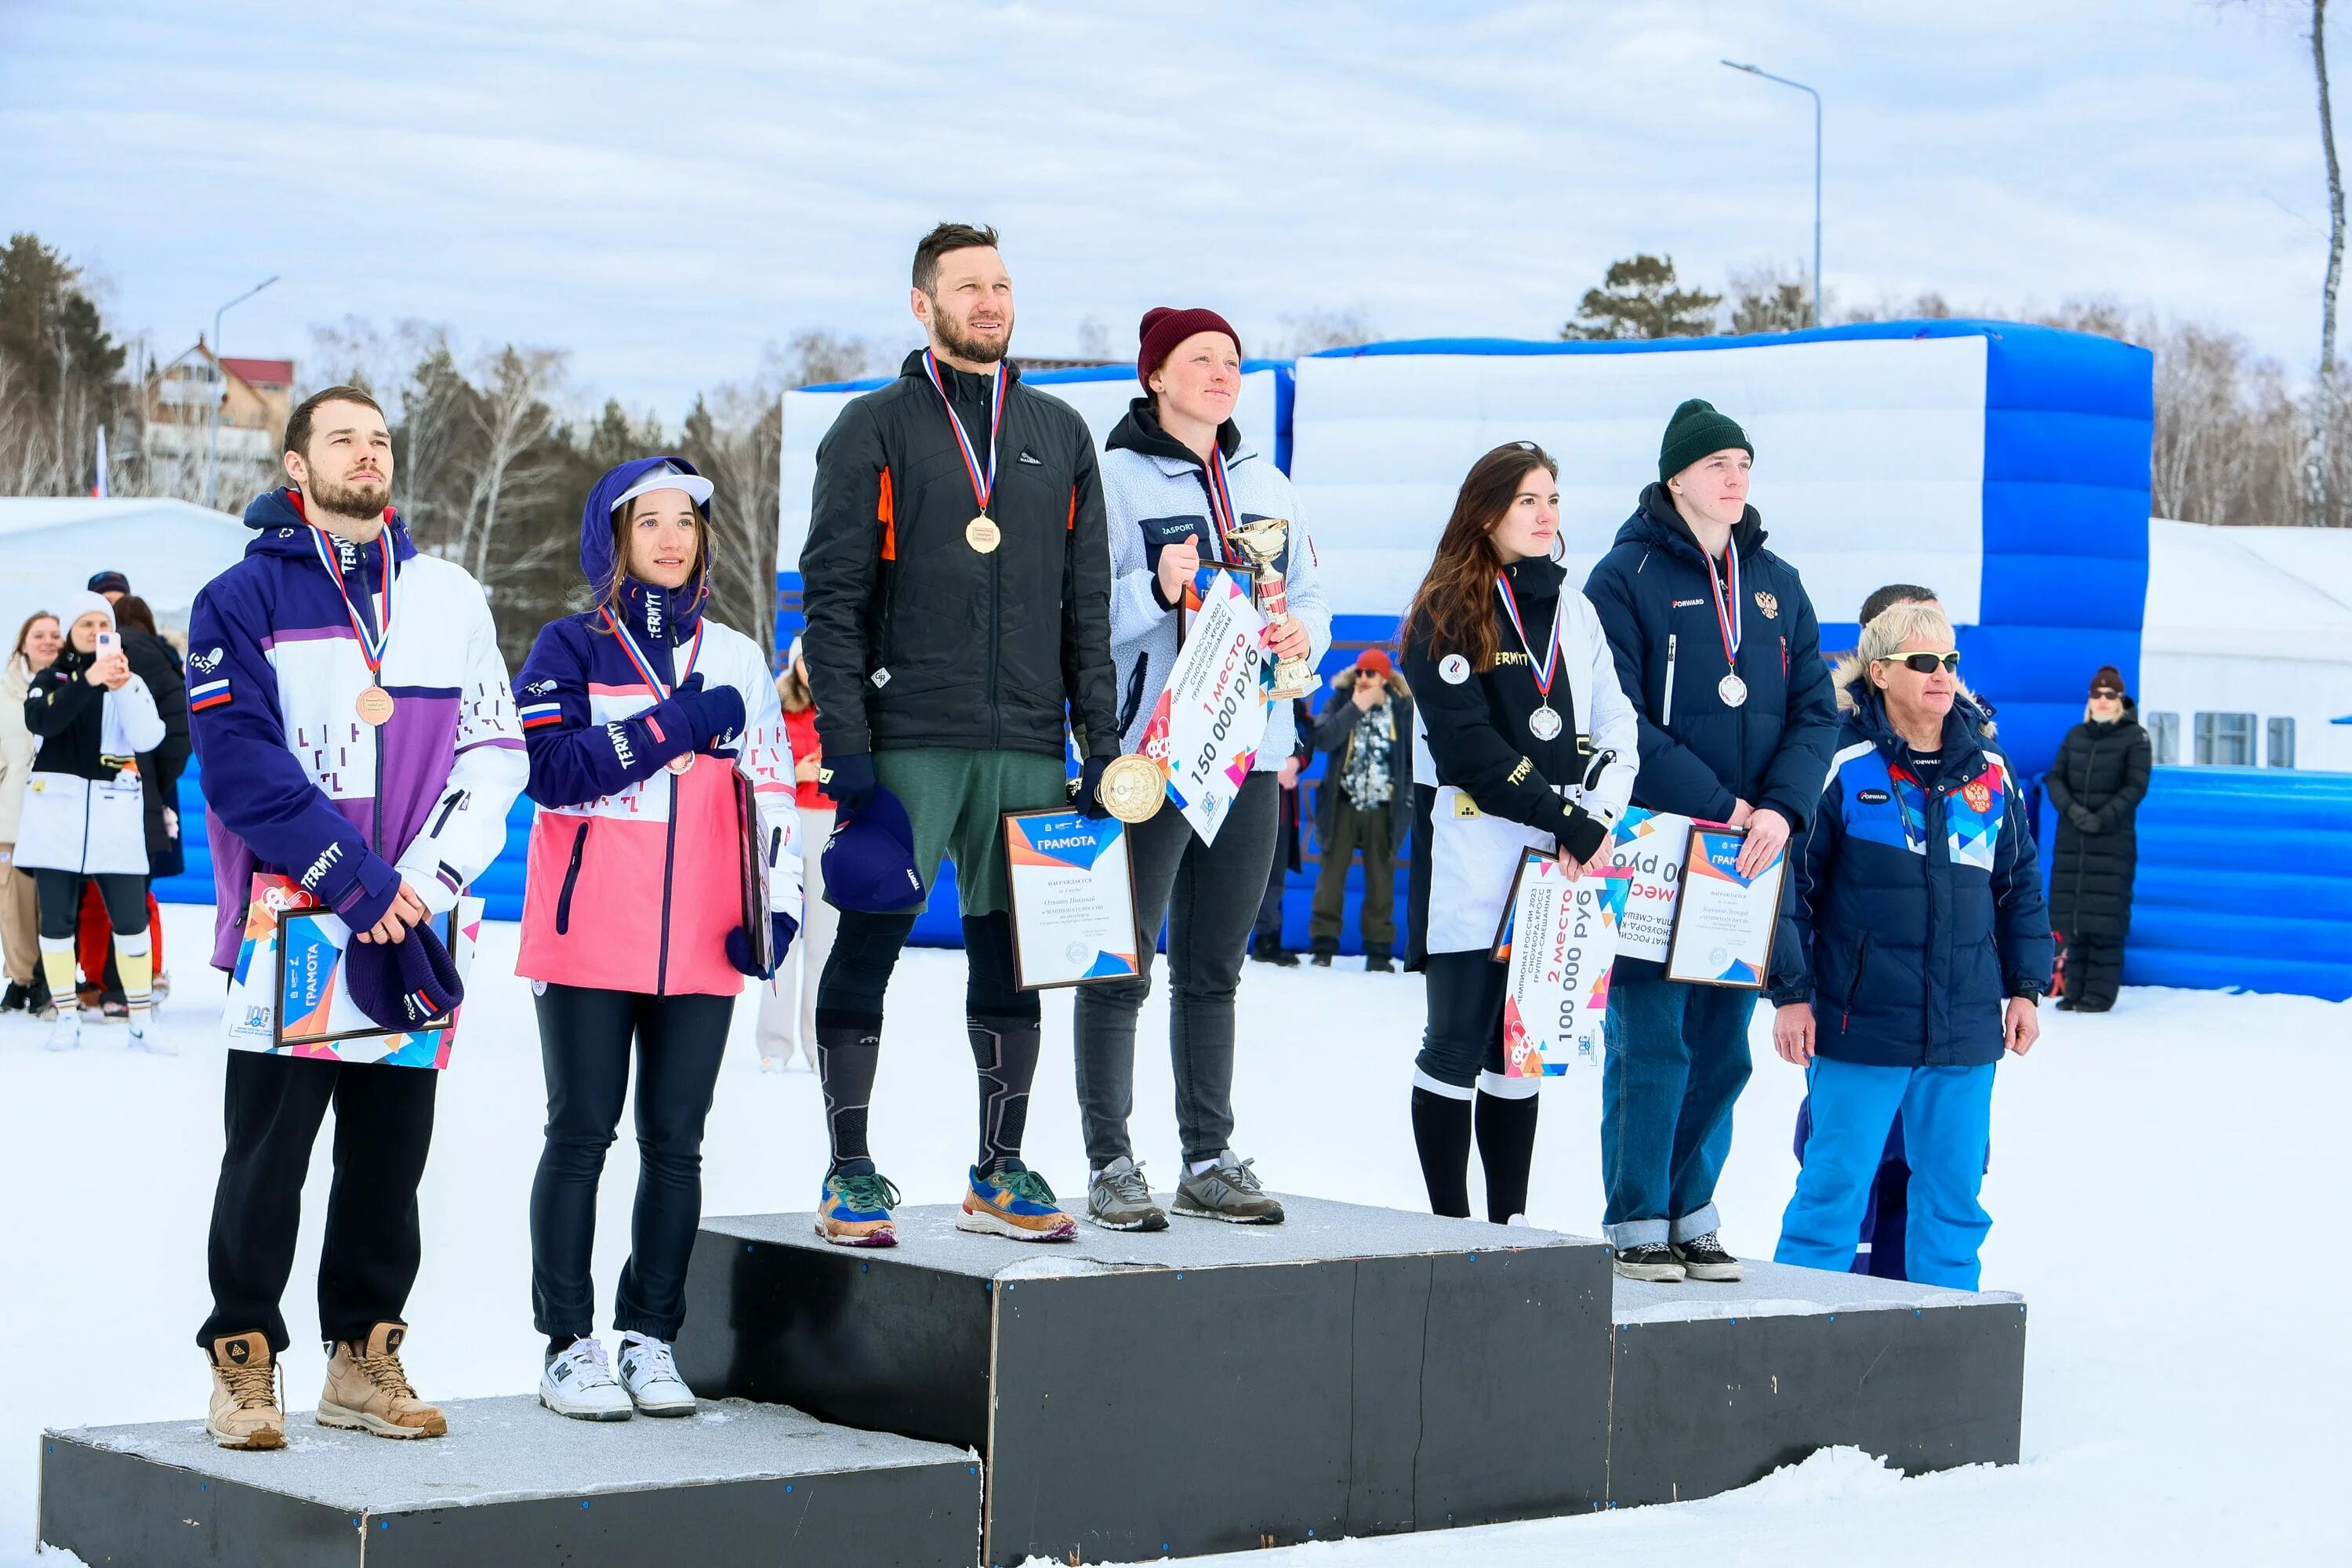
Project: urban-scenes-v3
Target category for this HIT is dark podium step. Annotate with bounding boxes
[677,1195,1614,1566]
[39,1392,980,1568]
[1608,1260,2027,1506]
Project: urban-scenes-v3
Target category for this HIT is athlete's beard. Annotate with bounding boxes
[306,470,390,523]
[934,307,1013,366]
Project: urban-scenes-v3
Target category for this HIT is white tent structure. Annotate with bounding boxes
[2141,519,2352,773]
[0,496,249,643]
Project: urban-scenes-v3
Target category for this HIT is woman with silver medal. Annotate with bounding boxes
[1399,443,1637,1226]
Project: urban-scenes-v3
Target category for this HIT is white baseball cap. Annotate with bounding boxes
[611,461,714,514]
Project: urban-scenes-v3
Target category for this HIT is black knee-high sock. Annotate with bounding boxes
[967,1017,1041,1177]
[815,1010,882,1174]
[1411,1086,1474,1219]
[1475,1090,1540,1225]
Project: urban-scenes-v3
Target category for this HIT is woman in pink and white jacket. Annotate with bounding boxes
[515,456,804,1423]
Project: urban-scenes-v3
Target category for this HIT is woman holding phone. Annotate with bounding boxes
[514,457,804,1421]
[16,592,168,1051]
[1399,444,1638,1224]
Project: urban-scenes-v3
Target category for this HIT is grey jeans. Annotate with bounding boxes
[1073,771,1279,1166]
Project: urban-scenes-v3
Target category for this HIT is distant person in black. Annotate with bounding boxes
[2043,665,2151,1013]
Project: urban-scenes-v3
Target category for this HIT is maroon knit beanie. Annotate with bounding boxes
[2088,665,2125,698]
[1138,307,1242,390]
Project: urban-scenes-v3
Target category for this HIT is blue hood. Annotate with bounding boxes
[240,486,419,567]
[581,456,712,647]
[1610,481,1768,564]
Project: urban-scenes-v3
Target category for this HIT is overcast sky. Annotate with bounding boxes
[0,0,2336,416]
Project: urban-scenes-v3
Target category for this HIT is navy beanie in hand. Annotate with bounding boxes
[343,922,465,1030]
[821,786,925,913]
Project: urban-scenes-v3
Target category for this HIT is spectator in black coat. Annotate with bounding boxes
[2042,666,2151,1013]
[1250,699,1314,967]
[1308,652,1414,970]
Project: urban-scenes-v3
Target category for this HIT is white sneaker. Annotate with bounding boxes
[758,1054,786,1074]
[128,1013,176,1054]
[617,1334,696,1417]
[45,1012,81,1052]
[539,1338,633,1421]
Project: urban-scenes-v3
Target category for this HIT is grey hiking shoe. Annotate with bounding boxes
[1172,1151,1285,1225]
[1085,1156,1168,1232]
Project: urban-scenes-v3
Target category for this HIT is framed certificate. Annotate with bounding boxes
[734,767,775,977]
[1002,808,1144,990]
[275,907,462,1047]
[1662,824,1787,989]
[1179,561,1256,648]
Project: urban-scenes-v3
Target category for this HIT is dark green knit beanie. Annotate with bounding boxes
[1658,398,1753,484]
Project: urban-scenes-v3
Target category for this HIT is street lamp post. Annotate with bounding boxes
[202,274,279,510]
[1722,60,1821,328]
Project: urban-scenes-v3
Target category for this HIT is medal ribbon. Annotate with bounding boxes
[1494,575,1562,703]
[307,525,394,677]
[602,607,703,701]
[1702,543,1742,672]
[920,352,1006,516]
[1200,445,1240,561]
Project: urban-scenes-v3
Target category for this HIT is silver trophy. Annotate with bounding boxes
[1225,517,1320,701]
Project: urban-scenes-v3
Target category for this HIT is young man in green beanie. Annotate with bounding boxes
[1583,399,1839,1283]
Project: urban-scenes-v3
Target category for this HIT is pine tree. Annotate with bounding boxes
[1561,255,1722,341]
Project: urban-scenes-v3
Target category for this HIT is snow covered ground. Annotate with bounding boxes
[5,903,2348,1565]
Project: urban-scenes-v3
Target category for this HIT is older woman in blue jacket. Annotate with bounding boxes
[1766,601,2049,1290]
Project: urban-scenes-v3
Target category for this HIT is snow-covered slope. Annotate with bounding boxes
[5,906,2347,1565]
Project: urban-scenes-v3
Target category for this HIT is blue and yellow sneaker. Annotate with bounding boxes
[957,1160,1076,1242]
[815,1162,901,1248]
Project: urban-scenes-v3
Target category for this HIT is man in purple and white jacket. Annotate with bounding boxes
[184,386,527,1452]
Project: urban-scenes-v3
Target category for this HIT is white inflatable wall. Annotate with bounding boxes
[777,365,1285,572]
[1287,336,1991,626]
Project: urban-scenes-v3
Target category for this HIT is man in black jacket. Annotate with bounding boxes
[798,222,1119,1244]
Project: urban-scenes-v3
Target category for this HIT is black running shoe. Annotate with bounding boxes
[1612,1243,1686,1283]
[1672,1232,1743,1283]
[0,982,28,1014]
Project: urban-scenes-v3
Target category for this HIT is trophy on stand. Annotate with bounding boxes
[1225,518,1320,701]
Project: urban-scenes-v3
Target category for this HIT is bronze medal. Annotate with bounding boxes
[355,685,397,726]
[967,514,1001,554]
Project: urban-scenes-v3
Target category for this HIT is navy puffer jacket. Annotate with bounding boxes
[1582,485,1838,833]
[1766,664,2053,1069]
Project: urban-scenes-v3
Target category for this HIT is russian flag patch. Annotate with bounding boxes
[190,678,232,712]
[519,701,563,730]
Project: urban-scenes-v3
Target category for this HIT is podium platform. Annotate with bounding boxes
[38,1393,980,1567]
[677,1196,1615,1566]
[1607,1260,2027,1506]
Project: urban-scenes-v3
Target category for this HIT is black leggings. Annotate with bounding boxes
[34,869,146,939]
[529,984,733,1345]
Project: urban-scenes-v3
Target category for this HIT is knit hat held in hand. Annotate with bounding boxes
[1658,398,1754,484]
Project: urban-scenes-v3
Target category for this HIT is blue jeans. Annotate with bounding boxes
[1774,1058,1997,1290]
[1600,974,1757,1248]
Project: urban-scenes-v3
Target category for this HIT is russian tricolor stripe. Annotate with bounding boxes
[520,701,563,730]
[190,678,232,712]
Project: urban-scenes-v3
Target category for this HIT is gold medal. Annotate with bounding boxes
[967,514,1001,554]
[355,685,396,726]
[1099,753,1167,823]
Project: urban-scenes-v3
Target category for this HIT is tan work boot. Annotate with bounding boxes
[316,1323,448,1439]
[205,1332,286,1450]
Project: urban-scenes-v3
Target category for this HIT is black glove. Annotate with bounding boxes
[725,913,800,978]
[668,672,746,749]
[1073,756,1112,819]
[821,752,878,814]
[2066,803,2101,833]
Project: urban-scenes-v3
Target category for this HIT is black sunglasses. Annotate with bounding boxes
[1875,651,1961,675]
